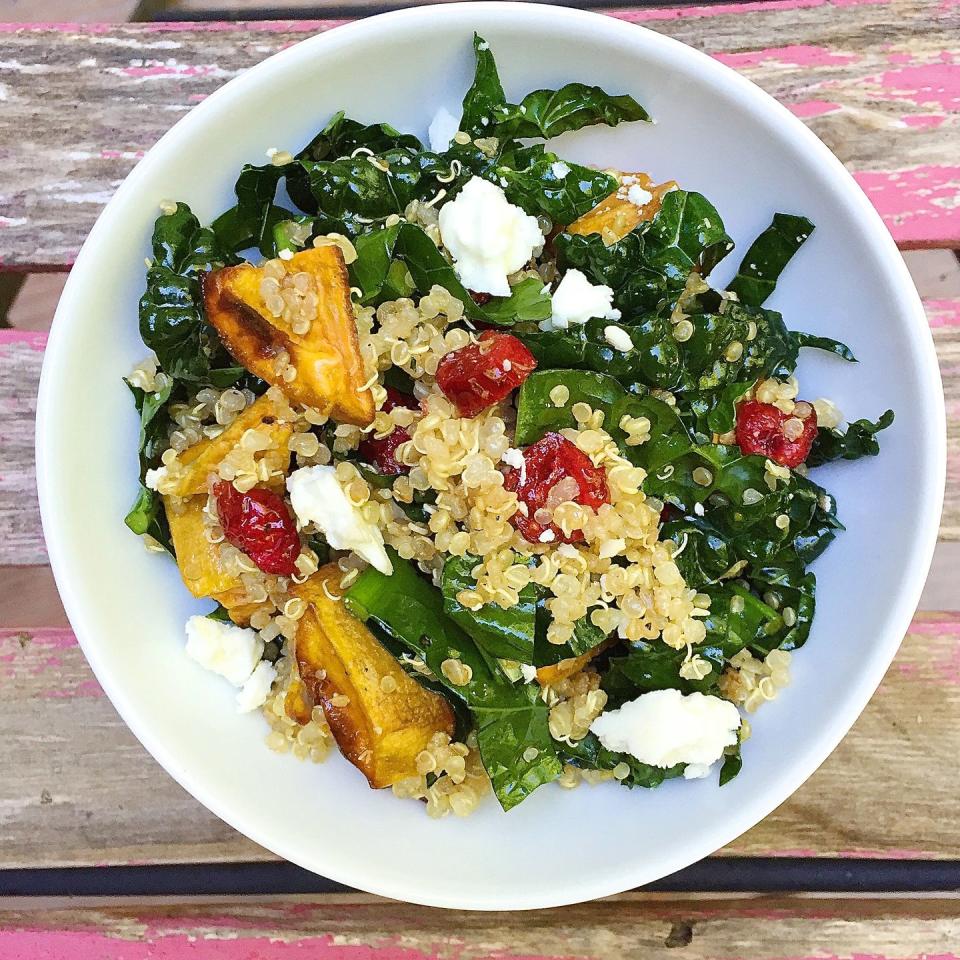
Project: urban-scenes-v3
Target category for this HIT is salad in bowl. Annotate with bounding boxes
[126,35,893,816]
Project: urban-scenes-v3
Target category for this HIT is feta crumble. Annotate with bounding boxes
[185,615,263,687]
[590,689,741,774]
[603,325,633,352]
[236,660,277,713]
[550,161,571,180]
[627,184,654,207]
[437,176,543,296]
[520,664,539,683]
[428,106,459,153]
[287,465,393,575]
[540,268,621,331]
[501,447,525,469]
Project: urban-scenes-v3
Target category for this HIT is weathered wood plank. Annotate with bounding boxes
[0,0,957,269]
[1,613,956,868]
[1,894,959,955]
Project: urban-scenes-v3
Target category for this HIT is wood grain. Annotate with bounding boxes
[0,0,958,270]
[1,613,957,868]
[0,894,959,956]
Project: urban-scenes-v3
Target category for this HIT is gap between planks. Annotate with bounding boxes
[0,892,958,956]
[0,0,958,269]
[1,613,957,868]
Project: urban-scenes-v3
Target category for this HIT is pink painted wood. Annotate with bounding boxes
[0,0,957,268]
[0,893,958,957]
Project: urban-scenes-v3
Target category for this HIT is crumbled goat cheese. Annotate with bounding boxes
[501,447,525,469]
[683,762,712,780]
[520,664,539,683]
[236,659,277,713]
[438,176,543,296]
[627,184,654,207]
[604,325,633,352]
[144,466,168,491]
[287,465,393,575]
[551,161,571,180]
[185,615,263,687]
[540,269,621,331]
[538,530,556,543]
[428,106,460,153]
[591,688,741,771]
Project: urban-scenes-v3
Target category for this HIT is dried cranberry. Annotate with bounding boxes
[357,387,414,476]
[469,290,492,306]
[503,432,609,544]
[435,331,537,418]
[735,399,818,468]
[213,480,301,576]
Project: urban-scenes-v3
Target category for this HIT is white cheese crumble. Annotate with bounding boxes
[590,689,741,773]
[437,176,543,296]
[520,664,539,684]
[550,161,571,180]
[603,325,633,352]
[501,447,525,469]
[627,184,654,207]
[428,106,459,153]
[286,465,393,575]
[185,615,263,687]
[144,465,168,491]
[236,660,277,713]
[540,268,621,331]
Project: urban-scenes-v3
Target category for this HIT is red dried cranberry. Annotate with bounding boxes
[357,387,414,476]
[469,290,492,306]
[503,432,609,544]
[213,480,301,576]
[735,399,818,468]
[435,331,537,418]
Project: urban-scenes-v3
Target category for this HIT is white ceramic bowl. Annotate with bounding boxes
[37,2,944,910]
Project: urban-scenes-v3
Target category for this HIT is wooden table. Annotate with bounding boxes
[1,0,958,953]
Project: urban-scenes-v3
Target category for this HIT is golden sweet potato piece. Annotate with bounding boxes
[170,393,292,498]
[536,638,617,686]
[293,566,455,788]
[164,494,239,599]
[568,172,678,245]
[203,246,374,426]
[285,676,314,726]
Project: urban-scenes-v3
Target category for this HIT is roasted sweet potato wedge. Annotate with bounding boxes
[163,495,258,625]
[170,393,292,498]
[567,172,677,245]
[536,638,617,686]
[203,246,374,426]
[293,566,455,788]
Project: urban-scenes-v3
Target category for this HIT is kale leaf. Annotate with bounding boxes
[727,213,814,307]
[808,409,895,467]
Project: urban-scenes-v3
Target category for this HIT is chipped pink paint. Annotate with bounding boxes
[612,0,869,24]
[0,329,48,351]
[923,300,960,330]
[715,44,859,69]
[903,114,948,128]
[789,100,844,118]
[853,165,960,247]
[0,930,487,959]
[877,62,960,112]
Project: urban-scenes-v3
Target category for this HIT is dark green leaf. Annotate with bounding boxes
[727,213,814,306]
[442,554,537,663]
[515,369,691,473]
[808,409,894,467]
[558,733,683,789]
[499,155,618,224]
[791,330,857,362]
[719,747,742,786]
[496,83,650,140]
[460,34,508,137]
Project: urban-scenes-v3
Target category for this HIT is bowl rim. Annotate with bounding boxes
[36,1,946,910]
